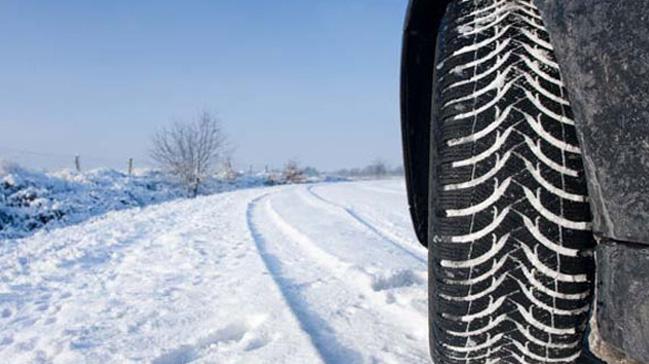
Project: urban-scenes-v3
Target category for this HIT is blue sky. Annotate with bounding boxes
[0,0,408,171]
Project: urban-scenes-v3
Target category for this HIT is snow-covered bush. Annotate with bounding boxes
[0,162,264,240]
[0,161,345,240]
[282,160,305,184]
[0,162,182,240]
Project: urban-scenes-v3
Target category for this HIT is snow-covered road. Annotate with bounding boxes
[0,180,430,364]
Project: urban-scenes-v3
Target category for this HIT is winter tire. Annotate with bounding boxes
[428,1,596,363]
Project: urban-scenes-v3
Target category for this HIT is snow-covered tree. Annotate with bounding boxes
[282,160,305,184]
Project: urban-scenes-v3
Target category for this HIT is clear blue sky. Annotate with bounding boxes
[0,0,408,172]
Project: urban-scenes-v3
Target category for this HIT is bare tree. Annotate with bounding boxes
[151,112,226,197]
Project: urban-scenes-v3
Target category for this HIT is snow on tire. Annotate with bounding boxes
[428,1,596,363]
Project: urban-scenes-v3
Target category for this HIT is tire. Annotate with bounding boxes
[428,1,596,363]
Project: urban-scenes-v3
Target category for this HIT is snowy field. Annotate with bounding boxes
[0,180,430,364]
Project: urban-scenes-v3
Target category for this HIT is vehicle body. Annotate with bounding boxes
[401,0,649,363]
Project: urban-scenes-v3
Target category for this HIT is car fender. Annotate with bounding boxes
[400,0,452,247]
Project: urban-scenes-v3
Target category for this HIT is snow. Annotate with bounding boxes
[0,161,333,240]
[0,180,430,363]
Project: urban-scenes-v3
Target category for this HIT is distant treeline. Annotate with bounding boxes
[331,160,404,178]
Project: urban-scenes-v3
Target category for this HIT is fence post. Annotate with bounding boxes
[128,158,133,175]
[74,155,81,172]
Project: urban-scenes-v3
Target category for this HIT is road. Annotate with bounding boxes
[0,180,430,364]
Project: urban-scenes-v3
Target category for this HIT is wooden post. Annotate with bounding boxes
[74,155,81,172]
[128,158,133,176]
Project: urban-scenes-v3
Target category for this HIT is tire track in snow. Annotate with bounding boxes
[245,194,363,364]
[273,187,427,294]
[305,185,427,266]
[252,192,429,363]
[264,191,424,295]
[263,195,429,312]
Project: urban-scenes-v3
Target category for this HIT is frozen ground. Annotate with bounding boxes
[0,180,430,364]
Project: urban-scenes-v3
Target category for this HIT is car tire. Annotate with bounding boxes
[427,1,597,363]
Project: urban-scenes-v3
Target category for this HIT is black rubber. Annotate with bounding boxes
[428,1,596,363]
